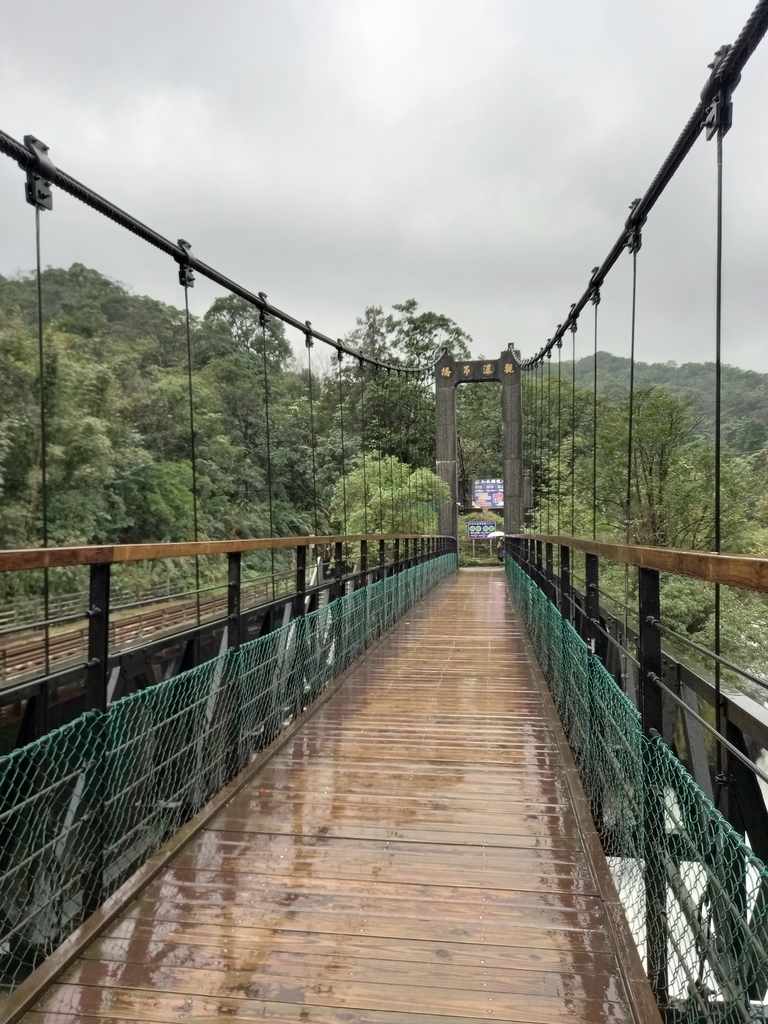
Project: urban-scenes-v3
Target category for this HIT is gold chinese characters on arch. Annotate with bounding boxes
[436,356,518,385]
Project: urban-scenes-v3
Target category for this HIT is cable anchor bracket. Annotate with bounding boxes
[24,135,55,210]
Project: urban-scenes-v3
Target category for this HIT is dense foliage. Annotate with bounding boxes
[522,366,768,688]
[3,264,768,686]
[0,267,469,558]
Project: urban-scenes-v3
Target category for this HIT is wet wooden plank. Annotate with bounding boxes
[84,927,621,973]
[24,570,656,1024]
[26,986,633,1024]
[30,983,635,1024]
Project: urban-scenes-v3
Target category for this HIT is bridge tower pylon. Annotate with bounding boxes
[435,348,523,545]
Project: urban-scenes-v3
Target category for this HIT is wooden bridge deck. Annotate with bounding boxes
[21,569,658,1024]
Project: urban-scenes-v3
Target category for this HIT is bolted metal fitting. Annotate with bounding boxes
[24,135,55,210]
[177,239,195,287]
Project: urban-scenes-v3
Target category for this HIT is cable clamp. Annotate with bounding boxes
[24,135,55,210]
[589,267,601,306]
[257,292,269,329]
[703,45,738,140]
[304,321,313,348]
[715,770,735,789]
[177,239,195,288]
[569,305,578,334]
[626,199,643,253]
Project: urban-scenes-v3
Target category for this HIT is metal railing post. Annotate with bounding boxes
[86,563,110,712]
[360,539,368,587]
[585,553,599,654]
[293,544,306,617]
[394,538,400,573]
[227,552,241,649]
[334,541,344,599]
[545,542,554,603]
[639,567,663,735]
[379,539,386,580]
[559,544,571,622]
[535,540,543,590]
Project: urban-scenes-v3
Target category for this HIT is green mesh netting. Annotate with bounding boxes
[0,553,457,993]
[506,554,768,1024]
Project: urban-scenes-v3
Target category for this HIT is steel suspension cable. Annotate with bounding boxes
[539,360,545,531]
[534,363,540,528]
[376,369,385,531]
[398,374,407,533]
[546,352,552,535]
[0,128,428,376]
[714,122,725,775]
[591,285,601,540]
[359,360,368,536]
[34,208,50,673]
[623,245,640,700]
[399,376,411,536]
[625,248,639,543]
[571,321,577,536]
[516,0,768,372]
[337,350,348,537]
[561,342,565,540]
[390,439,396,533]
[530,366,536,526]
[304,330,319,536]
[259,305,276,598]
[536,361,541,530]
[182,276,201,625]
[523,368,529,521]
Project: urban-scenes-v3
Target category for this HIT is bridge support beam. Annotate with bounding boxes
[501,356,523,535]
[435,352,459,543]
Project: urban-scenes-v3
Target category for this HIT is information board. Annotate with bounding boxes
[472,478,504,509]
[466,521,499,540]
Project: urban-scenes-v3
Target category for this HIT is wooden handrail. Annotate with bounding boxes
[0,534,453,573]
[512,534,768,594]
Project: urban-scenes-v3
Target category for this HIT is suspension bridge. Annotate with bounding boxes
[3,2,768,1023]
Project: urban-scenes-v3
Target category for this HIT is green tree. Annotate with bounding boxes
[330,454,449,535]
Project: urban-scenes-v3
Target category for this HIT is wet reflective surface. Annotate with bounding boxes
[26,570,648,1023]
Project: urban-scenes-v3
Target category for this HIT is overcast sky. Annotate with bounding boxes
[1,0,767,371]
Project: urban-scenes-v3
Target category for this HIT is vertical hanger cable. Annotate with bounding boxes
[259,306,276,598]
[34,207,50,673]
[182,280,201,624]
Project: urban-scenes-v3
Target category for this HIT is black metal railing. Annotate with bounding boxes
[0,534,456,755]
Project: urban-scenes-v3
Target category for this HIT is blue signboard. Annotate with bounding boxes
[473,478,504,509]
[467,520,499,540]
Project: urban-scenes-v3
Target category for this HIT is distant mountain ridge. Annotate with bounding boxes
[565,352,768,454]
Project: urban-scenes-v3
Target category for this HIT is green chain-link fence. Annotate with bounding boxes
[0,553,457,993]
[506,554,768,1024]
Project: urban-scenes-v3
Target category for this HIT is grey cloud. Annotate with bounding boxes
[1,0,765,368]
